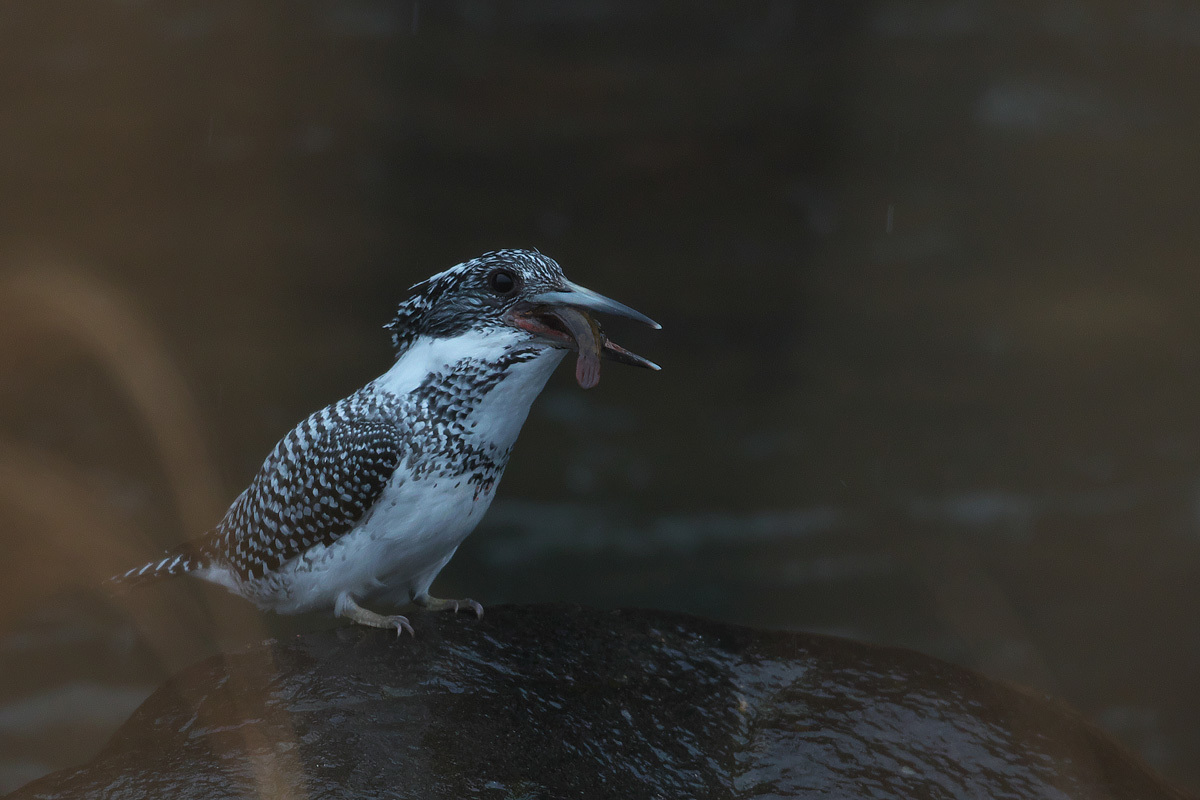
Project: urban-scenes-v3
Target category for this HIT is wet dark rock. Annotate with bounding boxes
[7,605,1190,800]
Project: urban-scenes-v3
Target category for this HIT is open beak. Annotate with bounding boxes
[505,280,661,389]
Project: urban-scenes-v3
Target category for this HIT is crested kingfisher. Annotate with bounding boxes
[115,250,660,635]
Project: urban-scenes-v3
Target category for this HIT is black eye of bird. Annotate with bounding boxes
[488,269,517,295]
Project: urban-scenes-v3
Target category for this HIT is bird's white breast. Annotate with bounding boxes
[261,472,492,613]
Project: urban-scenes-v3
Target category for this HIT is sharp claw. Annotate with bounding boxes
[465,599,484,619]
[417,595,483,619]
[337,595,417,638]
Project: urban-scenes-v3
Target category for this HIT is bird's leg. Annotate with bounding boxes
[413,591,484,619]
[335,592,414,637]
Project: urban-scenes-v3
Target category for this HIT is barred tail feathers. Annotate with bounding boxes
[111,540,212,587]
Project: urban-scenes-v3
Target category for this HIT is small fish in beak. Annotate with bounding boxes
[507,280,660,389]
[546,306,604,389]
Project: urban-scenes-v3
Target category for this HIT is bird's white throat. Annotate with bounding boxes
[372,327,567,450]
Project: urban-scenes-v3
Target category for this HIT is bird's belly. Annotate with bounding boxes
[259,473,497,614]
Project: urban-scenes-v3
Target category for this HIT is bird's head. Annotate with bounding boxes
[385,249,660,388]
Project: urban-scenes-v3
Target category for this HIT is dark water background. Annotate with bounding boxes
[1,0,1198,793]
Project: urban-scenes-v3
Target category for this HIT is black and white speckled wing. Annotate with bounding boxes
[115,401,405,587]
[209,409,404,581]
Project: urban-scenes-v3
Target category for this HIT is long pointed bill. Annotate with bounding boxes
[527,280,662,330]
[509,280,661,389]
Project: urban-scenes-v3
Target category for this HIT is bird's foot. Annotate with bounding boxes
[335,592,415,637]
[414,593,484,620]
